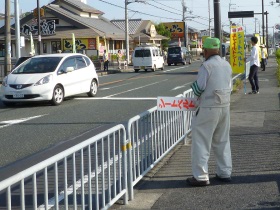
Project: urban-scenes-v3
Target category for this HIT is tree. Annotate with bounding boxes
[155,23,171,50]
[20,12,32,19]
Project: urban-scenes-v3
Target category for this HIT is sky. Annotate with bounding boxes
[1,0,280,35]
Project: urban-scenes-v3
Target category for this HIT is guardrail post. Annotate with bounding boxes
[126,124,134,201]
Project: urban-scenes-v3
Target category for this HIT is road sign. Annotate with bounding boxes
[157,96,197,111]
[228,11,254,18]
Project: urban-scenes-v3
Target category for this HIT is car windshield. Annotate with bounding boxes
[12,57,63,74]
[134,49,151,57]
[168,47,181,54]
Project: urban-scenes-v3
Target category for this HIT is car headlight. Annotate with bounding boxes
[35,75,52,86]
[2,76,8,87]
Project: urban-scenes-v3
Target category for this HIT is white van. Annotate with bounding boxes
[132,45,165,72]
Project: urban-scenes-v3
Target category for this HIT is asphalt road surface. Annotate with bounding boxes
[0,61,201,169]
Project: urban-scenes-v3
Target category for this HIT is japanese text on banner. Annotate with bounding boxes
[157,97,197,111]
[230,26,245,74]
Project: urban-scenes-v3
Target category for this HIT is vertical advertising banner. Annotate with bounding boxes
[230,26,245,74]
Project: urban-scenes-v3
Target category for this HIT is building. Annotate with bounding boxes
[0,0,168,63]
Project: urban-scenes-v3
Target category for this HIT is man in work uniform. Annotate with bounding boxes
[187,37,233,187]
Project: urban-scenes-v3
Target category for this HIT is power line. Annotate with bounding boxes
[97,0,182,21]
[96,0,213,27]
[145,1,181,16]
[151,0,183,13]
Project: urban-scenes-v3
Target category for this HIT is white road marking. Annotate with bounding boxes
[99,82,132,90]
[104,79,168,98]
[163,66,187,72]
[171,82,193,91]
[0,115,47,129]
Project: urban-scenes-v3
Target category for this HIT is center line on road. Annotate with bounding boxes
[104,79,168,98]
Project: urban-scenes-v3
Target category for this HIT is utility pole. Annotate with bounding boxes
[182,0,187,47]
[4,0,11,76]
[261,0,265,45]
[255,18,258,34]
[265,11,269,54]
[37,0,41,55]
[125,0,130,64]
[213,0,222,55]
[208,0,211,36]
[15,0,21,60]
[213,0,221,39]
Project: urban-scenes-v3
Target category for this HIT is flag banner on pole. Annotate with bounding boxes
[157,96,196,111]
[29,32,35,56]
[230,26,245,74]
[72,33,76,53]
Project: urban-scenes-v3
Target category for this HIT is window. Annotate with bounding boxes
[51,41,61,53]
[134,49,151,57]
[59,57,76,73]
[76,56,87,69]
[83,56,91,66]
[43,42,47,53]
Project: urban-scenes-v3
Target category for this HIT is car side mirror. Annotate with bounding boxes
[66,66,74,72]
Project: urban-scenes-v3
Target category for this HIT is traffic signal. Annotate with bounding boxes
[228,11,254,18]
[33,8,44,18]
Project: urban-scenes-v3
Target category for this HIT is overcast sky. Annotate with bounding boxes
[1,0,280,35]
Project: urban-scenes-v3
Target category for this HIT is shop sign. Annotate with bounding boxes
[63,38,96,51]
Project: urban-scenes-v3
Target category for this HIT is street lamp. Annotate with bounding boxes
[125,0,146,64]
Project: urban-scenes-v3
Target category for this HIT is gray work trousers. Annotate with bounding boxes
[191,106,232,181]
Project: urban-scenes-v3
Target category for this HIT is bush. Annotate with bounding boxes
[232,78,243,93]
[89,55,99,61]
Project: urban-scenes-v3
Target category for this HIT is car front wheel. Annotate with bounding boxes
[87,79,98,97]
[51,85,64,106]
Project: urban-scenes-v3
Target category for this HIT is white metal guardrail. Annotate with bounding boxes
[126,91,195,200]
[0,124,127,210]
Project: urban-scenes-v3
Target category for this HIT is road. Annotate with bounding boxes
[0,61,201,169]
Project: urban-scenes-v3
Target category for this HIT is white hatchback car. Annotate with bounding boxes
[0,53,99,106]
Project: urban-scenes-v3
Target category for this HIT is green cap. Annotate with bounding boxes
[203,37,220,49]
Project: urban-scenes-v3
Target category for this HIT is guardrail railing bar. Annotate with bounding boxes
[54,162,59,210]
[101,138,105,209]
[94,141,99,210]
[64,157,69,210]
[33,173,37,210]
[113,134,117,199]
[107,134,111,204]
[7,186,11,210]
[21,179,25,210]
[44,167,48,210]
[81,149,85,209]
[87,145,92,210]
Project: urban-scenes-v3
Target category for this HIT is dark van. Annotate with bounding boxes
[167,46,192,66]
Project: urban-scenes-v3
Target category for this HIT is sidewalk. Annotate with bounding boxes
[112,57,280,209]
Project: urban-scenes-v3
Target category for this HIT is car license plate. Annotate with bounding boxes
[141,66,145,69]
[13,93,24,98]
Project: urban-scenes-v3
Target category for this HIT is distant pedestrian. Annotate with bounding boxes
[117,50,122,69]
[187,37,232,187]
[103,50,109,71]
[246,36,260,94]
[260,45,268,71]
